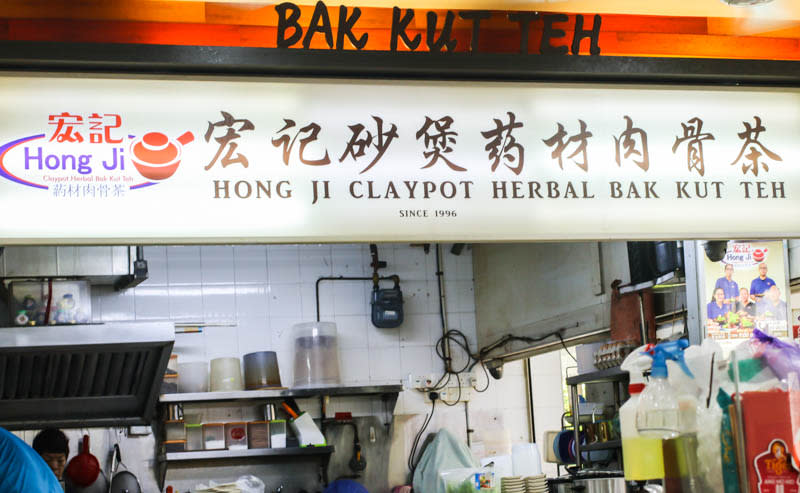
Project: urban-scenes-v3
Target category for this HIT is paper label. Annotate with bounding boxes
[754,439,800,493]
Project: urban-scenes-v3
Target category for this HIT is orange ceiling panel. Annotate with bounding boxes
[0,1,798,60]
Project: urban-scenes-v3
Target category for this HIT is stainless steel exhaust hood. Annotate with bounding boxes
[0,321,173,430]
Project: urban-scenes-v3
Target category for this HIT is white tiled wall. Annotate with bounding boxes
[87,243,532,487]
[92,243,475,389]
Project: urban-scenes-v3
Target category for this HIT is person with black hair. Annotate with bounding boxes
[0,426,62,492]
[33,427,69,481]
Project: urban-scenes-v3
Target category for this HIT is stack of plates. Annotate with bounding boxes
[500,476,525,493]
[524,474,547,492]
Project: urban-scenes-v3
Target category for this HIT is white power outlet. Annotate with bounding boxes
[439,376,473,403]
[408,373,439,390]
[438,386,470,403]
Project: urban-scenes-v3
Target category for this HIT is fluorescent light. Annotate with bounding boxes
[721,0,775,6]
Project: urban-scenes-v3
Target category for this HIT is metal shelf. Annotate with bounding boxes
[164,446,335,462]
[582,440,621,452]
[159,383,403,403]
[566,367,628,386]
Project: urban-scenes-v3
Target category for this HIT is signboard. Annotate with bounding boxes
[1,74,799,244]
[701,241,791,345]
[271,3,601,55]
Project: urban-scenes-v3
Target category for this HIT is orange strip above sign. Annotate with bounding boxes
[1,1,799,60]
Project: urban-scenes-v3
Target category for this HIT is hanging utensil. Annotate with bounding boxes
[65,435,100,487]
[109,443,142,493]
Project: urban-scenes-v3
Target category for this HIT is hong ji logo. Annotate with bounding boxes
[0,112,194,199]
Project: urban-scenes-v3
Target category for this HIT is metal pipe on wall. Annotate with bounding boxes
[315,275,398,322]
[483,328,611,366]
[683,241,704,346]
[435,244,452,371]
[524,358,535,443]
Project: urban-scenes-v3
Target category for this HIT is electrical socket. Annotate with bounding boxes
[440,386,470,403]
[408,373,439,390]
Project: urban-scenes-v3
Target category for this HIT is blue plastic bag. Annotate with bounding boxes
[0,427,62,493]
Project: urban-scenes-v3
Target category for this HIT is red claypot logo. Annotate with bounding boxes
[231,427,245,440]
[753,248,767,263]
[130,130,194,181]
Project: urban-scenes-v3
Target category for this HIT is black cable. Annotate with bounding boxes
[435,330,473,375]
[557,332,578,362]
[474,360,490,393]
[429,327,572,402]
[408,402,435,470]
[441,373,461,406]
[429,329,477,405]
[428,243,575,405]
[408,398,436,474]
[434,245,447,346]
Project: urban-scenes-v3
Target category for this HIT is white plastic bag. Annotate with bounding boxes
[195,475,265,493]
[236,476,265,493]
[440,466,495,493]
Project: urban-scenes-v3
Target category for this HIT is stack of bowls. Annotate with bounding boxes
[524,474,547,492]
[500,477,525,493]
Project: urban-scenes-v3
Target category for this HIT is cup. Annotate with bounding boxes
[584,422,597,443]
[167,403,183,421]
[598,421,610,442]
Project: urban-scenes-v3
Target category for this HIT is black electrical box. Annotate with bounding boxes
[371,282,404,329]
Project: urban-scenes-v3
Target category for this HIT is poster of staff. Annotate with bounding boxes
[702,240,791,342]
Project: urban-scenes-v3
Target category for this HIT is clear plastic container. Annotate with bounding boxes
[179,362,209,393]
[164,440,186,453]
[225,422,248,450]
[248,421,269,449]
[244,351,281,390]
[186,424,204,451]
[165,420,186,441]
[270,419,287,448]
[203,423,225,450]
[292,322,341,388]
[10,280,91,325]
[210,357,243,392]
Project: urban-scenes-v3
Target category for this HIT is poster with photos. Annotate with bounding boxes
[702,241,791,342]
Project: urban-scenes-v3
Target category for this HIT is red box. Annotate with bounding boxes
[741,390,800,492]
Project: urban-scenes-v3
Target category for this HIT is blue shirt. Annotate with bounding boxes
[757,299,787,321]
[750,276,776,297]
[707,301,730,321]
[0,427,62,493]
[714,277,739,302]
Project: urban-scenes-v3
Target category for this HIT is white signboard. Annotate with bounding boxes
[0,74,798,244]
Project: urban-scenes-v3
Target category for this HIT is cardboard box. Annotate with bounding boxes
[740,390,800,492]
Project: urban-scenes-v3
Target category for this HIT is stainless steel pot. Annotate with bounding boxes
[571,477,626,493]
[548,477,573,493]
[109,444,142,493]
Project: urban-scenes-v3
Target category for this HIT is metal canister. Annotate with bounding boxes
[167,403,183,421]
[548,477,572,493]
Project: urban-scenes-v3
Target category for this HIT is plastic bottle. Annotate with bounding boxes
[636,339,700,493]
[620,345,665,481]
[636,340,693,438]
